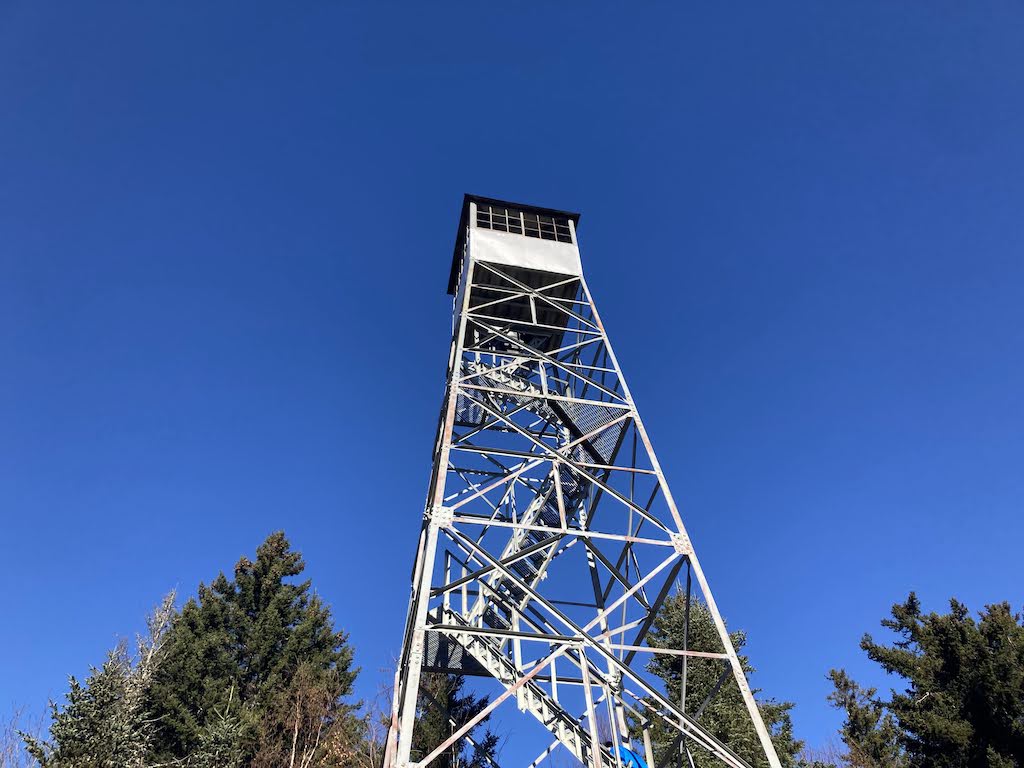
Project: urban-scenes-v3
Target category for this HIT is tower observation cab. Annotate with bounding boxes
[384,195,783,768]
[449,197,583,353]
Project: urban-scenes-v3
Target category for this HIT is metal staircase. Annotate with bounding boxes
[439,607,609,768]
[436,358,626,766]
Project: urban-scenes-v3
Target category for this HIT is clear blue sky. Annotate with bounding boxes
[2,1,1022,754]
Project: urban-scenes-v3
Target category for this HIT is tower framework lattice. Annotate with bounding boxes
[384,196,782,768]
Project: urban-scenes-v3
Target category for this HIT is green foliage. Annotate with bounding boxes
[148,531,359,766]
[825,670,904,767]
[23,594,175,768]
[410,673,500,768]
[829,593,1024,768]
[24,648,136,768]
[186,686,246,768]
[21,534,362,768]
[644,593,803,768]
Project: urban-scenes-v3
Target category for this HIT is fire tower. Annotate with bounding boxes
[384,196,782,768]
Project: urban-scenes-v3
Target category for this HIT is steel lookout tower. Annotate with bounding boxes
[383,196,782,768]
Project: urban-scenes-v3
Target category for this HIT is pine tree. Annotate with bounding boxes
[829,593,1024,768]
[825,671,904,768]
[187,685,246,768]
[148,531,359,765]
[24,648,133,768]
[23,593,175,768]
[644,593,802,768]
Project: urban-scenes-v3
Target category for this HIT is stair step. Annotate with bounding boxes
[446,620,606,767]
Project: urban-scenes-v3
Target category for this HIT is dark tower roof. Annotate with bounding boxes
[448,194,581,295]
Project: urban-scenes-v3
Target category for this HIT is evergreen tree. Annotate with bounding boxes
[23,594,175,768]
[644,593,802,767]
[186,685,246,768]
[409,673,500,768]
[24,648,134,768]
[148,531,359,765]
[829,593,1024,768]
[825,671,904,767]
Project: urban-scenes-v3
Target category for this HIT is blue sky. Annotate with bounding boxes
[2,0,1022,754]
